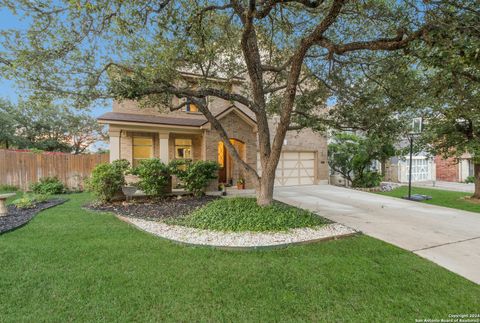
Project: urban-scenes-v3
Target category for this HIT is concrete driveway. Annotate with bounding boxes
[274,185,480,285]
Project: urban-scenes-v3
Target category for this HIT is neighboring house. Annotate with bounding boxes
[383,154,436,183]
[97,74,328,190]
[435,154,474,183]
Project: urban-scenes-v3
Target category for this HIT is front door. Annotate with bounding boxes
[218,142,228,183]
[218,139,245,185]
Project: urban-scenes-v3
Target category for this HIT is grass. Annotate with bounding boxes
[377,186,480,213]
[0,193,479,321]
[170,197,328,232]
[0,184,19,192]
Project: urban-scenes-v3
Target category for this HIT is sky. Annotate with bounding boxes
[0,8,110,119]
[0,7,110,151]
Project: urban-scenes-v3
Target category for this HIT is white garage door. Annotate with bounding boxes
[406,158,433,182]
[257,151,316,186]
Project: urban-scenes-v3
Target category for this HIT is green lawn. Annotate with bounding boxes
[0,193,478,321]
[377,186,480,213]
[170,197,328,232]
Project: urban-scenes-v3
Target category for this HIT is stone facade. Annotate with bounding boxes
[103,76,330,190]
[204,111,257,189]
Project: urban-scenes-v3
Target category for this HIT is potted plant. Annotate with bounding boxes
[218,183,227,196]
[236,178,245,190]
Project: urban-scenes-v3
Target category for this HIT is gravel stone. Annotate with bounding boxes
[121,216,358,248]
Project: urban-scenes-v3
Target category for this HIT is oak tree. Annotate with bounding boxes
[0,0,438,205]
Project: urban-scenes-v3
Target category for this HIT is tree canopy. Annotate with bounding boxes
[0,0,453,204]
[0,97,106,153]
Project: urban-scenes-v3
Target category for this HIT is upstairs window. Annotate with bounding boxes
[175,139,192,159]
[185,99,199,113]
[133,136,153,167]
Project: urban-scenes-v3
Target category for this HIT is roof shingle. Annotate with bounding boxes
[97,112,207,127]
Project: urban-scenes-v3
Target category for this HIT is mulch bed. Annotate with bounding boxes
[87,195,219,221]
[0,199,67,234]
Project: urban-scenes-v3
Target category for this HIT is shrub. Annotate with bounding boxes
[86,159,130,203]
[0,184,19,192]
[12,193,51,209]
[170,160,219,196]
[465,176,476,184]
[132,158,170,197]
[30,177,66,194]
[352,171,382,188]
[12,195,36,209]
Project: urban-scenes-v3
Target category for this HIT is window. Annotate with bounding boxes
[133,136,153,167]
[175,139,192,159]
[468,159,474,177]
[185,99,199,113]
[217,141,225,167]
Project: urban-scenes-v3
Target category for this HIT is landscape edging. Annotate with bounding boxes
[116,214,359,251]
[0,198,68,234]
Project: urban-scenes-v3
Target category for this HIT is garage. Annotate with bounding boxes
[396,156,435,183]
[406,157,434,182]
[257,151,317,186]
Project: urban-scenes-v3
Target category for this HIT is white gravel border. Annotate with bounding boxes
[118,216,358,249]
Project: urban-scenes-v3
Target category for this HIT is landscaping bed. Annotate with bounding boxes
[0,199,67,234]
[89,196,330,233]
[90,196,340,248]
[87,195,219,221]
[169,197,330,232]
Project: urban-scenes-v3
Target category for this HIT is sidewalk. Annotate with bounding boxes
[413,180,474,193]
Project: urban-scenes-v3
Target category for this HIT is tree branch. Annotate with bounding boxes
[255,0,327,19]
[187,97,260,181]
[316,27,430,57]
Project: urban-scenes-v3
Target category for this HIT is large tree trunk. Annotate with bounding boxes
[472,163,480,199]
[256,170,275,206]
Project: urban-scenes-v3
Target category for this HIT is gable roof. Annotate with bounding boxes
[202,105,257,128]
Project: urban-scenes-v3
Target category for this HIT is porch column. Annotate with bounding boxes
[159,132,170,163]
[109,129,121,162]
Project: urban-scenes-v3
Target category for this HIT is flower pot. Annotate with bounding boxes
[236,183,245,190]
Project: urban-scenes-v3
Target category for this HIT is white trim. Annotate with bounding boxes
[159,133,170,163]
[109,135,120,162]
[99,120,203,133]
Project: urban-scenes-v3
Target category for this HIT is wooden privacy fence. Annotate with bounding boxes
[0,150,109,190]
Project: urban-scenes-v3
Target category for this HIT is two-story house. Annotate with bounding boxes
[98,74,328,190]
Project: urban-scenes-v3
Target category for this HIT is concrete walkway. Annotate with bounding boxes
[274,185,480,285]
[413,180,474,193]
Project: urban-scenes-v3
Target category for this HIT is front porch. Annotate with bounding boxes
[107,124,255,191]
[99,106,258,190]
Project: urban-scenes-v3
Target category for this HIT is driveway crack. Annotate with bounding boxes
[412,236,480,252]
